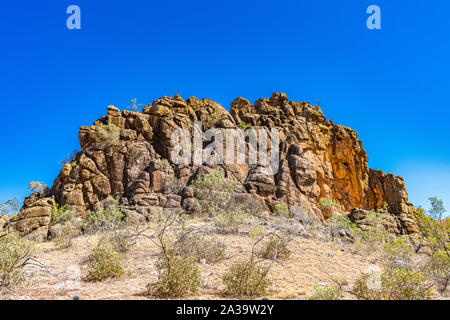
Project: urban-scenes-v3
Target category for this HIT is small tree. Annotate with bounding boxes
[28,181,47,194]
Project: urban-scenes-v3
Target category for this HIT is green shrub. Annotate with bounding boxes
[0,231,33,288]
[258,235,290,260]
[318,197,340,211]
[309,283,342,300]
[83,198,125,234]
[376,201,390,213]
[94,123,121,149]
[86,241,124,281]
[191,170,238,201]
[382,236,412,265]
[147,253,201,298]
[51,203,76,224]
[328,214,361,239]
[223,259,271,297]
[425,249,450,293]
[273,203,289,218]
[352,265,432,300]
[238,122,252,130]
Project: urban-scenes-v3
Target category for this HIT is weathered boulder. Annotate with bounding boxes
[9,196,53,237]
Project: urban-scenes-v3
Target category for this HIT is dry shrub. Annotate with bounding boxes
[213,207,247,234]
[147,253,201,298]
[94,123,120,149]
[258,235,290,260]
[52,220,81,249]
[100,232,135,254]
[86,241,124,282]
[0,230,33,288]
[175,232,227,263]
[222,258,271,297]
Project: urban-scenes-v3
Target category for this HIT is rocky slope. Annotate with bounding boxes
[7,93,418,238]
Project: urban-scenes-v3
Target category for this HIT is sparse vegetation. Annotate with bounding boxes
[86,241,124,282]
[273,203,289,218]
[83,197,126,234]
[192,170,246,233]
[223,258,272,297]
[258,235,291,260]
[147,253,201,298]
[52,219,81,249]
[0,230,33,288]
[28,181,47,194]
[175,232,227,263]
[238,122,252,130]
[352,264,432,300]
[309,283,342,300]
[125,98,143,112]
[319,197,340,211]
[51,202,75,224]
[213,207,247,234]
[94,123,121,149]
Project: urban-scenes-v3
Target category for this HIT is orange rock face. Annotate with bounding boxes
[10,92,418,237]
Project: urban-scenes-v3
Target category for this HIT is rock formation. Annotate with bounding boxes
[7,93,418,237]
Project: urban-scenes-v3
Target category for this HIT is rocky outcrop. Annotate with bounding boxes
[8,93,418,237]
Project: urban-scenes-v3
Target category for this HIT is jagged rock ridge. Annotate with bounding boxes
[8,93,418,238]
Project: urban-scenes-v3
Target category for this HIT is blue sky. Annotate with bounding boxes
[0,0,449,213]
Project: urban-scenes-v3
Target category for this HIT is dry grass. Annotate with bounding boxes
[0,216,443,300]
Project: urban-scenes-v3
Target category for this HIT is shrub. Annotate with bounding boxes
[222,259,271,296]
[376,201,390,213]
[0,231,33,288]
[318,197,340,211]
[94,123,121,149]
[52,219,81,249]
[309,283,342,300]
[28,181,47,194]
[328,214,361,239]
[51,202,76,224]
[83,198,125,234]
[147,253,201,298]
[86,241,124,281]
[382,236,412,265]
[425,249,450,293]
[273,203,289,218]
[101,232,135,254]
[213,207,247,234]
[191,170,238,201]
[175,233,227,263]
[238,122,252,130]
[125,98,143,112]
[258,235,290,260]
[352,264,432,300]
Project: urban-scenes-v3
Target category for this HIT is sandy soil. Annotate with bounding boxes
[1,217,444,300]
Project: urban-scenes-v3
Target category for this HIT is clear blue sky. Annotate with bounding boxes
[0,0,449,213]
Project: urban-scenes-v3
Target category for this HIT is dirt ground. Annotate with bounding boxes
[0,217,445,300]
